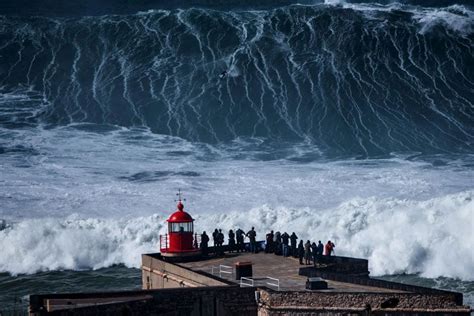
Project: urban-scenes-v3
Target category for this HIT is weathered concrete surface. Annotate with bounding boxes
[180,252,401,292]
[45,295,152,312]
[29,252,471,315]
[30,286,258,316]
[142,253,230,289]
[300,267,465,305]
[259,289,464,309]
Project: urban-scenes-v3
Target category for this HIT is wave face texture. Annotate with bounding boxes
[1,3,473,157]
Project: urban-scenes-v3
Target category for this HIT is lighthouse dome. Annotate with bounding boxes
[167,201,194,223]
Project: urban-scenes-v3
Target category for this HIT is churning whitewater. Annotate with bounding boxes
[0,126,473,279]
[1,190,473,279]
[0,0,473,304]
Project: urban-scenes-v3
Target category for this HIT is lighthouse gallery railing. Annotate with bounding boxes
[159,233,201,252]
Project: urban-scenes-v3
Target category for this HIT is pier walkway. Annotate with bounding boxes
[180,252,404,293]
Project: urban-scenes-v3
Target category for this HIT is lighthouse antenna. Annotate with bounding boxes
[175,188,186,203]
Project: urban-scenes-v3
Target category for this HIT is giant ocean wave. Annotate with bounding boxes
[0,0,473,291]
[0,2,473,157]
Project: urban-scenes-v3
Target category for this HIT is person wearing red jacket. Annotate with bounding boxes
[324,240,335,256]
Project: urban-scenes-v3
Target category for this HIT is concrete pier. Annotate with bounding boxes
[30,249,471,315]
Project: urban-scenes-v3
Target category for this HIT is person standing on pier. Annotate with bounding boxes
[274,231,282,255]
[298,240,304,264]
[324,240,335,256]
[317,240,324,257]
[201,231,210,256]
[217,229,225,255]
[246,227,257,253]
[281,232,290,257]
[304,240,312,265]
[274,231,282,244]
[311,241,318,266]
[265,230,274,253]
[290,232,298,257]
[212,229,219,248]
[228,229,236,253]
[236,228,245,252]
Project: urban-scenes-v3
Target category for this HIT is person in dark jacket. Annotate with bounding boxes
[246,227,257,253]
[265,230,274,253]
[304,240,312,265]
[228,229,236,253]
[217,229,225,255]
[274,231,282,255]
[212,229,219,254]
[311,242,318,266]
[201,231,210,256]
[212,229,219,246]
[281,232,290,257]
[274,231,282,244]
[317,240,324,256]
[290,232,298,257]
[236,228,245,252]
[298,240,304,265]
[316,240,324,262]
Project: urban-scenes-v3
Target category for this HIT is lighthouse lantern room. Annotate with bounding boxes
[160,190,201,259]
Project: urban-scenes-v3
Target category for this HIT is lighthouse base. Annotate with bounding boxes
[160,249,202,262]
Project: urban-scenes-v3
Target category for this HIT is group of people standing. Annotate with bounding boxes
[200,227,258,256]
[298,239,335,265]
[265,231,335,265]
[199,227,335,264]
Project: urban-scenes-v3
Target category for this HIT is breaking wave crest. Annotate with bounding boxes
[208,190,474,280]
[0,215,166,275]
[1,191,472,279]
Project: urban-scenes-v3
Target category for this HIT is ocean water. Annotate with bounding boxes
[0,0,473,312]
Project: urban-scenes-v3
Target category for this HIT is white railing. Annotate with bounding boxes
[219,265,233,278]
[240,277,254,287]
[159,234,169,251]
[266,277,280,291]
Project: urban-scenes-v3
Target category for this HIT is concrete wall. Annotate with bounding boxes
[31,286,258,316]
[311,256,369,276]
[30,254,470,315]
[257,289,471,316]
[300,268,464,306]
[30,286,471,316]
[142,253,230,289]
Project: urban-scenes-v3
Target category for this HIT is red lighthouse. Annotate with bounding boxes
[160,190,201,259]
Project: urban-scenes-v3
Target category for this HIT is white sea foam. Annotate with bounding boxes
[0,127,472,278]
[323,0,346,5]
[321,1,474,35]
[201,191,474,280]
[0,191,472,279]
[0,215,166,275]
[414,5,474,35]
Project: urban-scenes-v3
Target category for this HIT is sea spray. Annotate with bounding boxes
[202,191,474,280]
[0,215,166,275]
[1,191,472,279]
